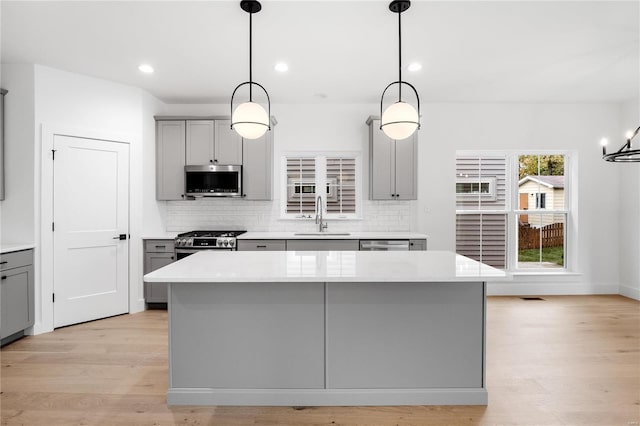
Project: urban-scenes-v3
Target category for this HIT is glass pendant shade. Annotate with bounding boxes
[232,101,269,139]
[381,101,419,140]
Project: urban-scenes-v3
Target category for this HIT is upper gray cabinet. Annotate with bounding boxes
[1,89,7,201]
[367,117,417,201]
[242,130,273,200]
[186,119,242,165]
[156,120,186,201]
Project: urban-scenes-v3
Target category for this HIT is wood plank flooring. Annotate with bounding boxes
[1,295,638,425]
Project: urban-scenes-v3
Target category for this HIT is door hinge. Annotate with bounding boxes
[51,149,56,160]
[52,222,55,232]
[52,293,55,303]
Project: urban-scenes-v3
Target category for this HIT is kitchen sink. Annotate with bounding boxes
[294,232,351,236]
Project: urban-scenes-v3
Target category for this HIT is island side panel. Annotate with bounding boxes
[326,281,485,389]
[169,282,325,389]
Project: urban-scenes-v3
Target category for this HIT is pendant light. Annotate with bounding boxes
[379,0,420,141]
[601,126,640,162]
[230,0,271,140]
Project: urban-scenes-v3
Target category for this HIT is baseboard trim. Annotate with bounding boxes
[619,285,640,301]
[167,388,488,406]
[487,282,618,296]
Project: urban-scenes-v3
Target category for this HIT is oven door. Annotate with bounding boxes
[175,247,233,260]
[185,165,242,197]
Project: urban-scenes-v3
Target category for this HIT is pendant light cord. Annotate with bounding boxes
[398,10,402,102]
[249,11,253,101]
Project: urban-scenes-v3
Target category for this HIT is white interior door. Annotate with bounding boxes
[53,135,129,328]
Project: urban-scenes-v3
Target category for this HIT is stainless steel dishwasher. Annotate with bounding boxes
[359,240,410,251]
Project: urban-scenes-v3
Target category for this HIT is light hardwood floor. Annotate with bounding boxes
[1,295,638,426]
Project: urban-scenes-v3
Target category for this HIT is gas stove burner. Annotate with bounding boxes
[175,230,247,249]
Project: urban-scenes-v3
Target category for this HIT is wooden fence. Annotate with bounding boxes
[519,222,564,250]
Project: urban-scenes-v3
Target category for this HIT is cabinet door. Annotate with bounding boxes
[409,239,427,251]
[144,252,174,303]
[394,133,417,200]
[242,131,273,200]
[157,121,186,200]
[186,120,214,165]
[214,119,242,165]
[286,240,360,251]
[0,265,34,339]
[369,119,395,200]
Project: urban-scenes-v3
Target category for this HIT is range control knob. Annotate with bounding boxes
[217,239,223,247]
[229,239,235,247]
[187,239,193,246]
[223,239,229,247]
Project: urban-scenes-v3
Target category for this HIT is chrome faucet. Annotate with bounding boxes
[315,195,328,232]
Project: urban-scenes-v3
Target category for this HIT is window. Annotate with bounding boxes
[456,152,571,271]
[282,154,360,219]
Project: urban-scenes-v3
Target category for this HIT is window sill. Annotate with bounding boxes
[279,217,363,221]
[511,270,581,277]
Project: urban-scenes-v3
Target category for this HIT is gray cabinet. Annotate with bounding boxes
[410,239,427,250]
[186,119,242,166]
[237,239,286,251]
[0,249,35,345]
[367,117,417,200]
[242,130,273,200]
[0,89,6,201]
[144,239,175,304]
[156,121,186,201]
[326,281,484,388]
[286,240,360,251]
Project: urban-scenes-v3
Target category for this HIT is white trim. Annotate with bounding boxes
[167,388,488,406]
[488,281,618,296]
[619,285,640,301]
[38,124,137,335]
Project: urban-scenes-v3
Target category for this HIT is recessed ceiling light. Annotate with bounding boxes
[600,138,608,146]
[407,62,422,72]
[274,62,289,72]
[138,64,154,74]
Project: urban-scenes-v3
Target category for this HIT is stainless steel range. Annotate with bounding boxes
[174,230,246,259]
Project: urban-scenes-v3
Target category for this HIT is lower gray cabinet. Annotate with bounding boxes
[237,240,286,251]
[410,239,427,250]
[286,240,360,251]
[144,239,175,304]
[0,249,35,345]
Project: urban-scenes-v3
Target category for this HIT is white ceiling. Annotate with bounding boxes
[1,0,638,104]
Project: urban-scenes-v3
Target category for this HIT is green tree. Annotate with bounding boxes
[518,155,564,179]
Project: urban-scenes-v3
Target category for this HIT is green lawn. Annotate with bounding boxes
[518,246,564,266]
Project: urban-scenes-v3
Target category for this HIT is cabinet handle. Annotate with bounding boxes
[171,256,174,260]
[1,276,6,280]
[0,261,7,265]
[209,159,213,163]
[213,159,218,163]
[181,194,185,198]
[256,245,267,248]
[396,194,400,197]
[155,245,166,249]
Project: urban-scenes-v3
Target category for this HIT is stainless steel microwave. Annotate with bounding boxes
[185,165,242,197]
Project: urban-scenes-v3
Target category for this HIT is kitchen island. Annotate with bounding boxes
[144,250,508,406]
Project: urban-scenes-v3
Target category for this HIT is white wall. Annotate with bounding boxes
[618,98,640,299]
[418,103,621,295]
[0,64,35,244]
[32,65,150,333]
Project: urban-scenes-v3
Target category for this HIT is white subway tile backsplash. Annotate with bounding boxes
[165,199,415,232]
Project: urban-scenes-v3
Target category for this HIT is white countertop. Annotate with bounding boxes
[1,243,36,254]
[144,250,509,283]
[238,231,428,240]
